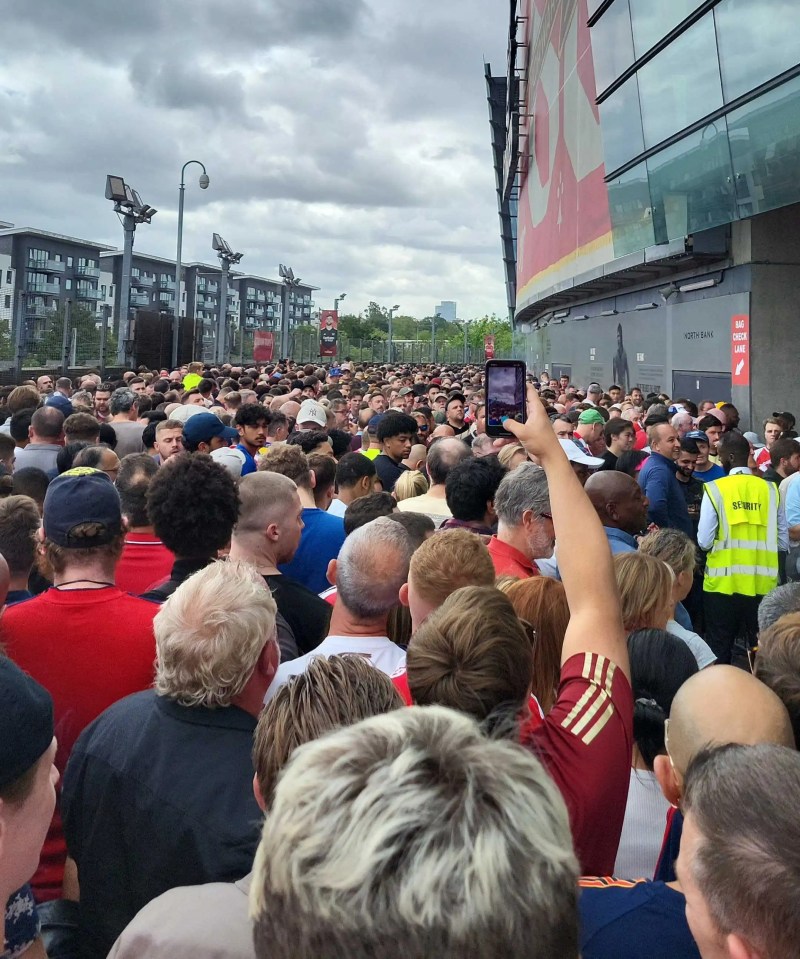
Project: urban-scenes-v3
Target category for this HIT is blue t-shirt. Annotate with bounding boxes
[693,463,725,483]
[236,444,257,476]
[580,877,700,959]
[279,508,346,594]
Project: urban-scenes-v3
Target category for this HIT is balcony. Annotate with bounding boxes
[27,280,61,295]
[158,278,176,290]
[132,275,154,288]
[159,294,176,306]
[77,287,102,302]
[206,283,219,294]
[27,257,65,273]
[131,292,150,307]
[76,264,100,277]
[198,296,217,310]
[26,304,51,318]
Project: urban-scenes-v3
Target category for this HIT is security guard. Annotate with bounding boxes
[698,431,787,664]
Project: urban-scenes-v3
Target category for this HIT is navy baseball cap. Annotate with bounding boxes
[684,430,709,444]
[43,469,122,548]
[45,392,74,417]
[367,414,385,433]
[328,367,341,377]
[182,412,238,447]
[0,658,54,790]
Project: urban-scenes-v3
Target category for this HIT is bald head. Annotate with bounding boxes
[429,424,456,441]
[234,471,299,537]
[668,666,794,777]
[280,400,301,420]
[426,437,471,486]
[585,470,649,534]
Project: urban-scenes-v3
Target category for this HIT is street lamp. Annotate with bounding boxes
[212,233,243,366]
[105,174,157,367]
[279,264,302,359]
[455,318,469,364]
[173,160,209,368]
[334,292,347,313]
[388,304,400,364]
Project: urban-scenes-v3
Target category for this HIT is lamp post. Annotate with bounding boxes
[455,318,469,364]
[212,233,243,366]
[105,175,157,368]
[173,160,209,368]
[279,264,302,360]
[334,292,347,313]
[388,304,400,364]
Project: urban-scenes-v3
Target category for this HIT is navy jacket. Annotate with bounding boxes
[638,452,694,538]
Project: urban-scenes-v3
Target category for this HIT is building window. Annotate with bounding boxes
[599,73,645,174]
[591,0,635,97]
[3,295,9,309]
[629,0,705,59]
[5,271,11,284]
[66,279,72,290]
[110,285,115,297]
[67,256,73,268]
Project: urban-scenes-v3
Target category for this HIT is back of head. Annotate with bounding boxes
[250,705,579,959]
[154,561,277,708]
[717,429,749,463]
[445,456,506,522]
[343,491,396,535]
[146,453,241,557]
[259,443,310,489]
[336,516,412,620]
[0,495,41,576]
[627,628,698,769]
[9,409,35,444]
[335,452,376,490]
[116,453,159,528]
[109,387,137,417]
[494,461,550,527]
[235,471,298,537]
[409,529,496,608]
[613,551,674,631]
[668,665,795,777]
[637,527,696,576]
[11,467,50,510]
[426,437,472,486]
[63,412,100,444]
[253,655,403,807]
[393,469,428,501]
[386,511,435,550]
[756,611,800,747]
[30,406,64,441]
[682,743,800,959]
[757,582,800,632]
[7,385,40,415]
[408,586,532,726]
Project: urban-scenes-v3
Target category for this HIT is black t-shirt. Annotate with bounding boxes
[599,450,618,471]
[264,574,331,657]
[678,476,704,536]
[374,454,408,493]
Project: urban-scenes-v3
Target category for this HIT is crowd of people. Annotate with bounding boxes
[0,359,798,959]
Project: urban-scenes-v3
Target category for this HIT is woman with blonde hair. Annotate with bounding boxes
[393,469,428,502]
[638,528,716,668]
[505,577,569,714]
[497,442,528,471]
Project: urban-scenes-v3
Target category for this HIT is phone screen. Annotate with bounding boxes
[486,362,526,434]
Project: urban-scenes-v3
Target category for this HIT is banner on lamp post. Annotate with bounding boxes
[320,310,339,356]
[484,335,496,359]
[253,330,275,363]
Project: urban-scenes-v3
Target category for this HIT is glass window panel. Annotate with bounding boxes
[728,74,800,218]
[647,121,737,243]
[629,0,705,57]
[598,73,645,175]
[608,161,656,257]
[638,16,723,148]
[590,0,634,96]
[715,0,800,103]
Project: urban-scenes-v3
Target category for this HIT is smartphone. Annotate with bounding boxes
[485,360,527,437]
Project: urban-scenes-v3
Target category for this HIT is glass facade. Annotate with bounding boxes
[591,0,800,256]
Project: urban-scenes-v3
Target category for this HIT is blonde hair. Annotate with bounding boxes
[253,655,403,807]
[393,469,428,501]
[613,551,674,632]
[498,443,527,470]
[409,529,496,607]
[638,527,697,576]
[154,561,277,707]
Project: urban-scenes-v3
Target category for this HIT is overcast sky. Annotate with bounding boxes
[0,0,508,321]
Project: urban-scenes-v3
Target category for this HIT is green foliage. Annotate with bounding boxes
[20,303,116,368]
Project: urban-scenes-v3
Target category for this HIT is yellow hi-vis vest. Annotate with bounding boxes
[703,474,779,597]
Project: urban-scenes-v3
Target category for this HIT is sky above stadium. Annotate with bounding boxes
[0,0,508,321]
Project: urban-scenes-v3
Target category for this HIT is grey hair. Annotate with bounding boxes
[671,411,692,430]
[683,743,800,959]
[426,437,472,486]
[336,516,412,619]
[493,461,550,526]
[758,582,800,632]
[109,387,137,415]
[250,705,579,959]
[154,560,277,708]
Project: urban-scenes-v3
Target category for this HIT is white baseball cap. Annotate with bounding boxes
[210,446,247,477]
[558,438,605,468]
[297,399,327,428]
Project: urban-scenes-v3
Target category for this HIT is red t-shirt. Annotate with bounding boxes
[523,651,633,876]
[2,587,157,900]
[116,531,174,595]
[486,535,540,579]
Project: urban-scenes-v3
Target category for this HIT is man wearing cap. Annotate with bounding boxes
[234,405,270,476]
[689,429,725,483]
[296,399,328,431]
[574,408,605,456]
[1,469,157,901]
[181,412,238,454]
[559,438,605,486]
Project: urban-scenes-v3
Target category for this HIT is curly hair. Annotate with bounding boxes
[146,452,240,557]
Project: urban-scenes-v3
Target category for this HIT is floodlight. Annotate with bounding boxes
[392,304,400,311]
[199,173,210,189]
[339,292,347,300]
[212,233,224,252]
[105,175,127,203]
[124,184,135,205]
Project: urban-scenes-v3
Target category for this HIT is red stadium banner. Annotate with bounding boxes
[320,310,339,356]
[253,330,275,362]
[484,335,496,359]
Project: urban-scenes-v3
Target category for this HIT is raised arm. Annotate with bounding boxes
[506,386,629,679]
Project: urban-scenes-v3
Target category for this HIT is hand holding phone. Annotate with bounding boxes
[485,360,527,437]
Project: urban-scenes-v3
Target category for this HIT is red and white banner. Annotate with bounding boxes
[484,335,496,359]
[253,330,275,363]
[320,310,339,357]
[731,314,750,386]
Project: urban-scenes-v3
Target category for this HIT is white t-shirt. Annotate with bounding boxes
[264,634,407,702]
[666,619,716,669]
[395,492,451,528]
[614,768,672,879]
[327,498,348,518]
